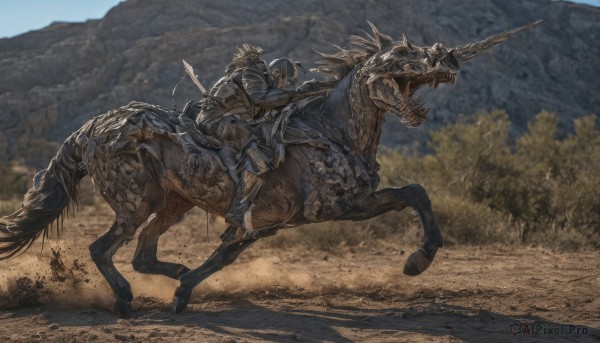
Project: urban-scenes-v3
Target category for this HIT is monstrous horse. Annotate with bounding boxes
[0,22,540,317]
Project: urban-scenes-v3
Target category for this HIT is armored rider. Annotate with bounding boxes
[192,44,325,232]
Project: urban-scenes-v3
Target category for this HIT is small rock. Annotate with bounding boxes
[47,324,59,330]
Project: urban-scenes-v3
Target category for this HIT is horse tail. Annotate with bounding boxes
[0,132,87,259]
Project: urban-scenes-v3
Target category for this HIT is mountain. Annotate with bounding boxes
[0,0,598,168]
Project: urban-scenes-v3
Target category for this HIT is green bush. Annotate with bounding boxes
[379,110,600,250]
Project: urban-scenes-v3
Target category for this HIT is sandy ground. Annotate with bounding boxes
[0,207,598,342]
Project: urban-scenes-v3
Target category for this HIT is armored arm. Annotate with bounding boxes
[243,72,335,110]
[241,69,291,108]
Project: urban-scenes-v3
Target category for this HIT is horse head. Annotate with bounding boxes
[314,21,542,128]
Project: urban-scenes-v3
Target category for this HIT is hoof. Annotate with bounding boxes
[403,248,435,276]
[114,298,133,319]
[172,286,192,313]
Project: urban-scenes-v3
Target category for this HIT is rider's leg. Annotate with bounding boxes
[225,141,269,232]
[200,117,269,232]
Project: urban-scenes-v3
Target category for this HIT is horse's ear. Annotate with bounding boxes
[392,43,411,53]
[400,34,413,50]
[367,21,393,49]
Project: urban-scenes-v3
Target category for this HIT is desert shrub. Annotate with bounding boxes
[430,195,514,245]
[261,221,372,251]
[377,111,517,246]
[0,165,31,201]
[0,162,100,207]
[378,110,599,250]
[513,112,600,246]
[429,111,528,213]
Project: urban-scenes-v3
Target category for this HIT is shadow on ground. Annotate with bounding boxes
[33,298,598,343]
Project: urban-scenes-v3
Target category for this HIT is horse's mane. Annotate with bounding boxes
[312,22,395,80]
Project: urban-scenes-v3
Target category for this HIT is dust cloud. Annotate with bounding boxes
[0,241,114,310]
[192,254,413,301]
[0,237,416,311]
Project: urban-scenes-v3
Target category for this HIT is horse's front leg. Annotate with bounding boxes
[340,183,443,276]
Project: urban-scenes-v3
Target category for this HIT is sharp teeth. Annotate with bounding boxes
[403,80,410,97]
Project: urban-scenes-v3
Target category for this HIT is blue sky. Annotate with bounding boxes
[0,0,123,38]
[0,0,598,39]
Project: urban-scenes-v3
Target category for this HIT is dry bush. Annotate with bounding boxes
[378,110,600,251]
[260,222,371,251]
[431,195,516,246]
[0,198,20,215]
[0,165,31,200]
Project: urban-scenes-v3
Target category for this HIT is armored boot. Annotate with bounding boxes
[225,141,270,232]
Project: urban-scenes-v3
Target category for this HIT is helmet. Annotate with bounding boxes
[268,58,298,88]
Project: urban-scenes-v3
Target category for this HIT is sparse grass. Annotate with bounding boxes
[0,198,20,216]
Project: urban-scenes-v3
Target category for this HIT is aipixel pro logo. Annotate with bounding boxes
[509,322,589,336]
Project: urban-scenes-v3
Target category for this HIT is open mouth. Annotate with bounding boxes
[387,71,457,126]
[394,71,457,98]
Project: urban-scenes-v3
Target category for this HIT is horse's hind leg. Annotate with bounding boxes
[131,194,194,279]
[89,210,149,318]
[88,149,167,317]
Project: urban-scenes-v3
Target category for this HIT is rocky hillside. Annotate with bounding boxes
[0,0,598,168]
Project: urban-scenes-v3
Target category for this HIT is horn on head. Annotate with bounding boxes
[450,20,542,62]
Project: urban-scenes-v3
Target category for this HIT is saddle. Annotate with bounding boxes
[179,97,328,172]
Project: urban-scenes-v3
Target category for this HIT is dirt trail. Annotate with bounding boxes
[0,209,598,342]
